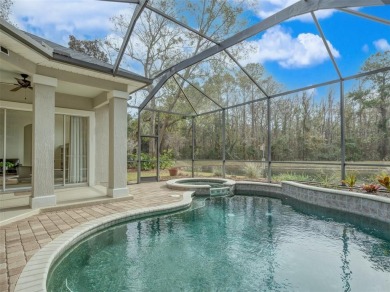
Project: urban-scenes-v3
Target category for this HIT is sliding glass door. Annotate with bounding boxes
[55,114,88,186]
[66,115,88,184]
[0,108,89,192]
[0,108,33,191]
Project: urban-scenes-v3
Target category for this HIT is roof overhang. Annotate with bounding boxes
[0,18,151,100]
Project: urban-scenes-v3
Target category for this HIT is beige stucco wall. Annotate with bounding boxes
[55,93,93,111]
[108,95,128,194]
[95,104,109,185]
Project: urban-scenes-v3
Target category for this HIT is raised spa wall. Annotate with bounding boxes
[166,178,236,196]
[235,181,390,224]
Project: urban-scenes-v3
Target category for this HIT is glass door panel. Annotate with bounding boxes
[54,114,65,186]
[65,116,88,184]
[0,109,4,191]
[5,109,32,190]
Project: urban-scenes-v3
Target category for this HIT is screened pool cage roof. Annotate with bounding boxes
[102,0,390,117]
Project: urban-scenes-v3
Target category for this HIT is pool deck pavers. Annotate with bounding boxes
[0,182,184,292]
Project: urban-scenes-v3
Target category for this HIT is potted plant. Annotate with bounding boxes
[160,149,178,176]
[169,167,178,176]
[0,161,14,171]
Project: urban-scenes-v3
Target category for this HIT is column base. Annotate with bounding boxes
[107,187,129,198]
[30,195,56,209]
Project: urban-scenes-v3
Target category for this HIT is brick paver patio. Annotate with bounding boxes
[0,182,184,292]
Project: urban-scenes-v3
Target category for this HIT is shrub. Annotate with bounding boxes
[362,184,380,193]
[160,149,175,170]
[127,149,175,171]
[272,172,312,183]
[213,168,223,177]
[316,171,338,188]
[140,153,155,171]
[128,153,155,171]
[244,163,260,179]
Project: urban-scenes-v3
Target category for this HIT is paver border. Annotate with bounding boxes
[14,191,193,292]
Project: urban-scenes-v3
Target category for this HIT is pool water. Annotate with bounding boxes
[48,196,390,292]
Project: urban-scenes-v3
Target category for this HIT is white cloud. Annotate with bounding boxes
[10,0,131,45]
[304,87,317,97]
[373,39,390,51]
[362,44,369,53]
[292,10,336,22]
[241,26,340,69]
[242,0,336,21]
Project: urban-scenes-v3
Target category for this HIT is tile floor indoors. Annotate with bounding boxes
[0,182,184,292]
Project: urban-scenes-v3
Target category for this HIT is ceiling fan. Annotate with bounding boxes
[0,73,33,99]
[9,73,33,92]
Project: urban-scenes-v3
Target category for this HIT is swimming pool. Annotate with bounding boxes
[47,196,390,291]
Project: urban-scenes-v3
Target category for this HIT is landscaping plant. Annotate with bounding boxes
[272,172,312,183]
[160,149,175,170]
[316,171,338,188]
[341,173,357,190]
[377,174,390,191]
[361,184,381,193]
[244,163,260,179]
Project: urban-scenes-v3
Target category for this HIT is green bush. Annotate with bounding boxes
[213,167,222,177]
[127,149,175,171]
[160,149,175,170]
[128,153,155,171]
[244,163,261,179]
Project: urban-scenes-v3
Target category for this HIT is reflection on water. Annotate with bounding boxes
[48,196,390,292]
[341,227,352,292]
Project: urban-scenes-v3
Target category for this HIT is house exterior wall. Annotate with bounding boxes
[55,93,93,111]
[95,104,109,185]
[1,99,96,192]
[107,91,129,197]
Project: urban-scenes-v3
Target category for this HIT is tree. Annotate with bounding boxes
[109,0,250,157]
[68,35,109,63]
[0,0,15,25]
[348,51,390,160]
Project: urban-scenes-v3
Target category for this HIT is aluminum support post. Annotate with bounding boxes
[340,81,346,181]
[222,109,226,178]
[192,117,195,178]
[137,109,141,183]
[267,97,272,182]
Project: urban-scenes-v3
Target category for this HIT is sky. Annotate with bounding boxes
[7,0,390,95]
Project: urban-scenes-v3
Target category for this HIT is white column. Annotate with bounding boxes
[107,90,130,198]
[94,105,109,185]
[30,74,57,208]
